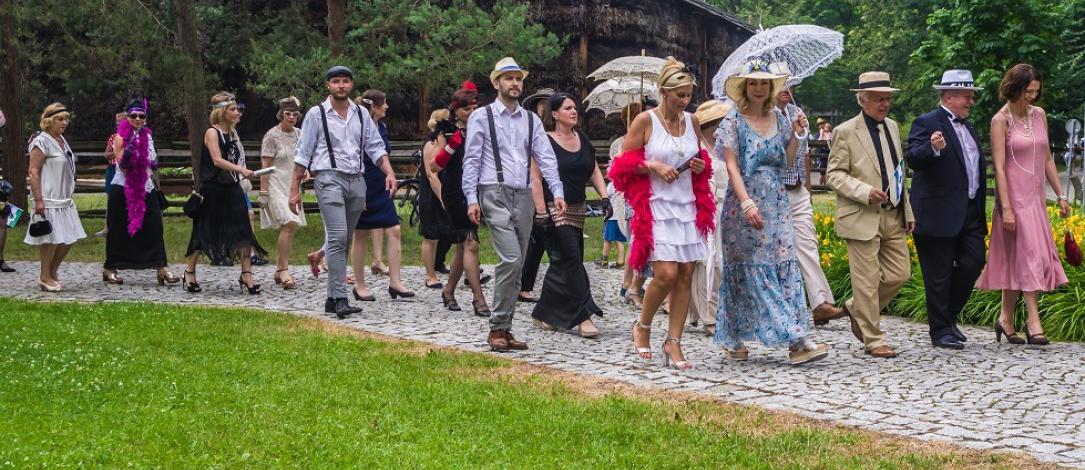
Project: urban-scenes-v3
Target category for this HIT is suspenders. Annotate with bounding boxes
[485,105,533,187]
[313,104,366,172]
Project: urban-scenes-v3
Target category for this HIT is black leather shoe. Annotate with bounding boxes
[952,326,967,342]
[325,298,362,319]
[932,334,964,350]
[436,266,450,275]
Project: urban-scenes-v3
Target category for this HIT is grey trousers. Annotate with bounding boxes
[479,185,534,331]
[313,170,367,300]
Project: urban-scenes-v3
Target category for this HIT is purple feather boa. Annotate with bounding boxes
[117,120,154,236]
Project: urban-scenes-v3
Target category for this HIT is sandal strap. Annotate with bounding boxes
[664,336,681,344]
[275,269,288,274]
[634,320,651,331]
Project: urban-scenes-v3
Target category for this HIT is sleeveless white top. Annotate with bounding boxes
[644,111,708,262]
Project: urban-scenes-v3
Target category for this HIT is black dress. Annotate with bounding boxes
[531,131,603,329]
[186,128,267,261]
[355,122,401,230]
[438,124,478,240]
[105,186,167,270]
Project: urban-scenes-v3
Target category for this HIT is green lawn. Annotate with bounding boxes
[1,194,607,266]
[0,298,1022,468]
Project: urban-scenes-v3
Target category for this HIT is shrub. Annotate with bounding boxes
[815,208,1085,341]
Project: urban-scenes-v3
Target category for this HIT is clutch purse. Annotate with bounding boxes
[182,190,204,219]
[28,214,53,237]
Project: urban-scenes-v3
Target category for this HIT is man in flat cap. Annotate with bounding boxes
[290,65,397,318]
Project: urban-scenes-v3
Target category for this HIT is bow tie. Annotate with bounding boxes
[952,117,968,125]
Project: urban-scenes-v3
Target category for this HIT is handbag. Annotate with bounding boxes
[1065,230,1082,267]
[182,189,204,219]
[151,174,169,212]
[28,214,53,237]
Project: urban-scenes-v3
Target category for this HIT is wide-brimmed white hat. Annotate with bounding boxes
[849,71,900,93]
[490,57,528,82]
[724,59,790,104]
[933,69,982,91]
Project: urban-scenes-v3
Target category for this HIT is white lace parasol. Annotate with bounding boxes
[584,77,660,116]
[588,56,667,83]
[711,24,844,98]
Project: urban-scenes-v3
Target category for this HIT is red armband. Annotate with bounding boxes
[434,129,464,169]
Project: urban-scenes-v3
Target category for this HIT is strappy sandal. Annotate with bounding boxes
[631,320,652,360]
[102,270,124,285]
[661,337,693,370]
[274,269,296,289]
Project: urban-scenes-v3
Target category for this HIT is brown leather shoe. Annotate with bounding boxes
[812,303,846,325]
[866,345,898,358]
[503,331,528,350]
[487,331,510,351]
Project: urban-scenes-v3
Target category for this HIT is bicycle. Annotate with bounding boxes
[395,148,424,227]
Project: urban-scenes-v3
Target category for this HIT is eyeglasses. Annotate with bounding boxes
[129,114,146,120]
[236,103,246,112]
[283,111,300,117]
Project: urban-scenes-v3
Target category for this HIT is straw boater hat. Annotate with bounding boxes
[490,57,528,82]
[724,59,790,104]
[694,100,732,127]
[933,69,982,91]
[850,71,900,93]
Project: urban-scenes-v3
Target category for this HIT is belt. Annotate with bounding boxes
[880,202,899,211]
[785,182,802,190]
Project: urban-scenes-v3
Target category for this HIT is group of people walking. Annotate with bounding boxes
[12,56,1073,368]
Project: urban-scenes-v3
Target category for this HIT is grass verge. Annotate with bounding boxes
[0,298,1041,468]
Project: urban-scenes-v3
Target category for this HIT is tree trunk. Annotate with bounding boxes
[174,0,207,175]
[0,0,26,209]
[418,85,429,133]
[327,0,346,58]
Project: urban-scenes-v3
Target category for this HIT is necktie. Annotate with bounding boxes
[877,124,900,206]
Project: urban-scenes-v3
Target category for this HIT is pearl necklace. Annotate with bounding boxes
[656,108,684,157]
[1005,106,1037,177]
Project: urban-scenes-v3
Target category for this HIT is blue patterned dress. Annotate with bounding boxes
[714,108,810,349]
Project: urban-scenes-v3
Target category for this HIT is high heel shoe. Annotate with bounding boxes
[182,270,202,293]
[995,321,1025,344]
[441,292,461,311]
[1025,326,1050,346]
[388,286,415,299]
[274,269,296,289]
[631,321,652,360]
[472,301,491,318]
[157,270,180,286]
[37,279,62,292]
[237,271,261,295]
[102,270,124,285]
[661,337,693,370]
[352,288,376,302]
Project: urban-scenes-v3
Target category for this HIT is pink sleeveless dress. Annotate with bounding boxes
[976,108,1068,291]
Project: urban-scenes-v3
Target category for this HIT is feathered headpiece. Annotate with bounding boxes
[449,81,479,110]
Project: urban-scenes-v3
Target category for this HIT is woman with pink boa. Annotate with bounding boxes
[102,98,178,285]
[609,57,715,370]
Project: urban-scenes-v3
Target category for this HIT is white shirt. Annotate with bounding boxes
[939,105,981,199]
[461,101,564,205]
[111,134,158,192]
[294,97,386,174]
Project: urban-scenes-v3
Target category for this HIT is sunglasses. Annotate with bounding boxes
[236,103,246,112]
[129,114,146,120]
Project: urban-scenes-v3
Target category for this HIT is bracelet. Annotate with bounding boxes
[740,199,757,213]
[794,129,809,140]
[1057,195,1067,202]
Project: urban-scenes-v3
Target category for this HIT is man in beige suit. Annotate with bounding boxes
[826,72,915,358]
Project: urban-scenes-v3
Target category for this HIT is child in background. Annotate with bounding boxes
[596,180,626,269]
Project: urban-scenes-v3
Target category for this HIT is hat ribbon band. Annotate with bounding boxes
[857,80,892,89]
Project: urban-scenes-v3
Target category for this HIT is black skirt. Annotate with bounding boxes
[417,174,464,243]
[105,186,168,270]
[531,224,603,329]
[186,181,267,261]
[442,190,477,240]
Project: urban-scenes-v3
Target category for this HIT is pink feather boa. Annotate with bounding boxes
[117,120,153,236]
[608,147,716,272]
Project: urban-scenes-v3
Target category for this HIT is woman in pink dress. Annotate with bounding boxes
[977,64,1071,346]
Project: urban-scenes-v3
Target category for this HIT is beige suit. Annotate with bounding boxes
[826,113,913,351]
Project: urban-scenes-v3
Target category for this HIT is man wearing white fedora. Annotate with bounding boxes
[905,69,988,350]
[463,57,566,351]
[826,71,914,358]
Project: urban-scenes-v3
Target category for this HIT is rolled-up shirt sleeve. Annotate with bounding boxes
[360,108,387,165]
[462,109,486,205]
[293,107,320,169]
[532,115,564,199]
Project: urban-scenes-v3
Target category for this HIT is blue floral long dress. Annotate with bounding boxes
[714,107,810,349]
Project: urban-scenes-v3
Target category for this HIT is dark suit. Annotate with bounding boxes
[905,107,987,341]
